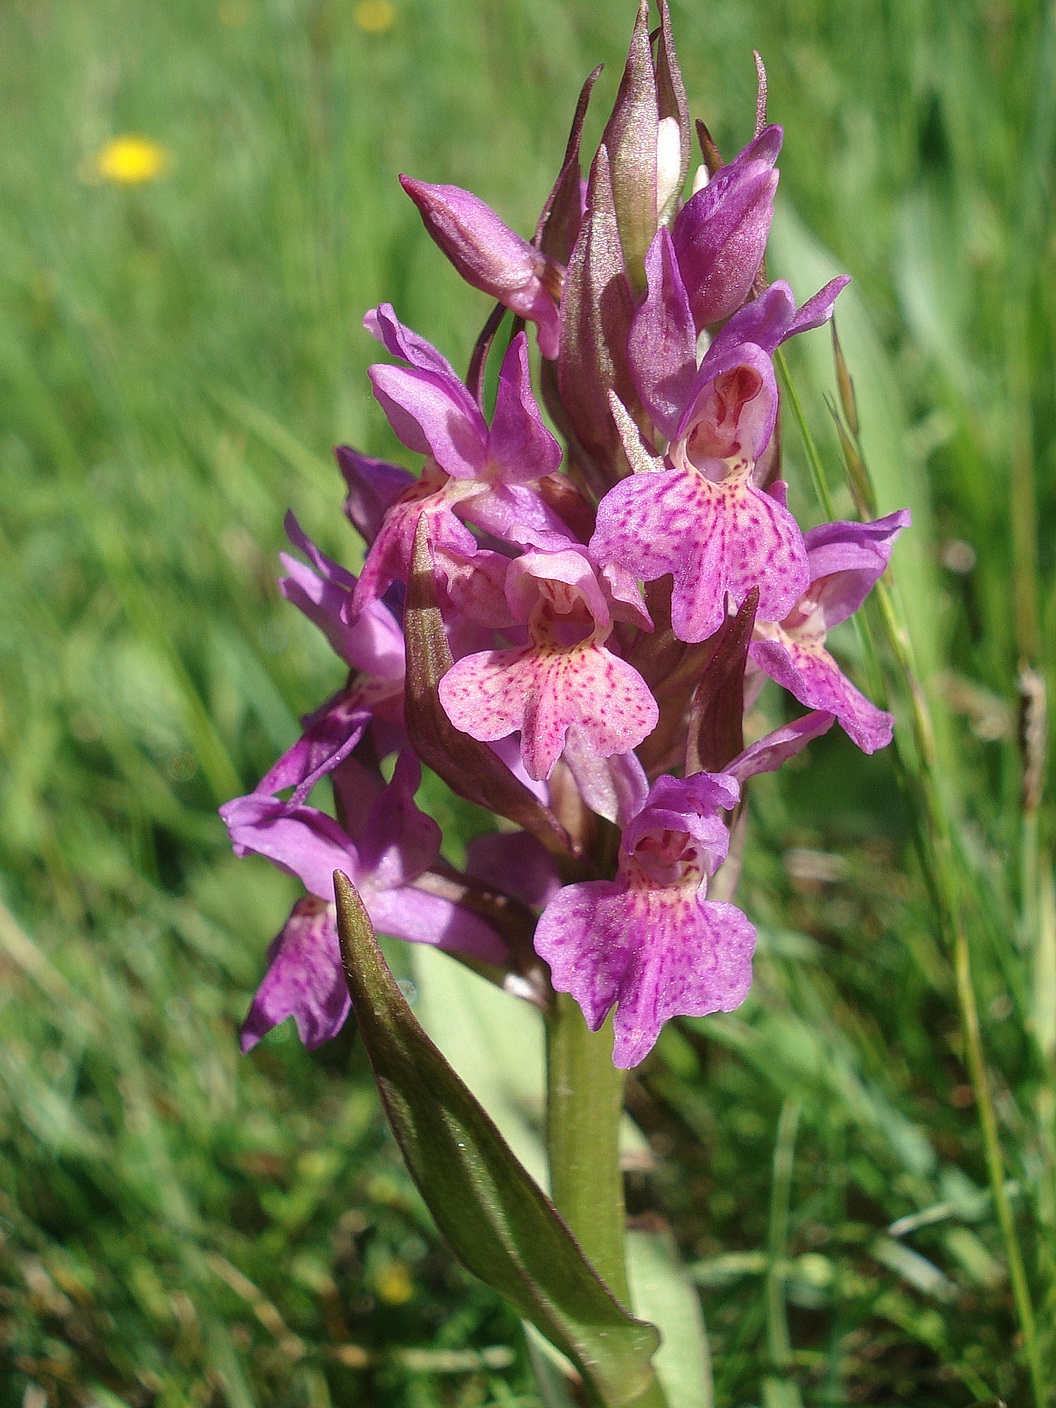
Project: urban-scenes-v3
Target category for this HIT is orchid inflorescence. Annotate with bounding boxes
[221,0,908,1071]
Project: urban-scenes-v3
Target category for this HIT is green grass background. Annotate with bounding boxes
[1,0,1053,1404]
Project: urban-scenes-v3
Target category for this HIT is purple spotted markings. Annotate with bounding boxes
[535,772,756,1068]
[438,546,658,781]
[221,20,909,1066]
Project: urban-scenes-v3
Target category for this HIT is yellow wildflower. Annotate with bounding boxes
[354,0,395,34]
[95,136,170,185]
[373,1259,413,1305]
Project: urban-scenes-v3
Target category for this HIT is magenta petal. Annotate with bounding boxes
[283,512,357,591]
[534,880,626,1030]
[433,542,513,628]
[512,285,562,361]
[727,710,835,782]
[439,643,658,782]
[219,793,357,899]
[535,883,756,1068]
[357,751,442,888]
[636,771,740,830]
[562,733,649,825]
[608,895,755,1067]
[623,775,734,879]
[350,482,479,617]
[710,277,848,361]
[709,280,797,360]
[504,548,611,629]
[335,446,415,546]
[803,509,911,628]
[487,733,551,804]
[278,555,358,666]
[369,364,488,478]
[279,517,404,677]
[400,178,540,290]
[459,481,572,547]
[590,466,808,642]
[591,468,696,581]
[630,228,697,439]
[677,476,808,635]
[487,333,563,482]
[677,343,779,462]
[366,885,508,965]
[750,636,893,753]
[241,899,350,1052]
[787,276,852,339]
[364,303,458,379]
[254,693,370,805]
[466,831,562,909]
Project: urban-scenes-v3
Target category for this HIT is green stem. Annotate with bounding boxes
[545,996,671,1408]
[546,993,630,1302]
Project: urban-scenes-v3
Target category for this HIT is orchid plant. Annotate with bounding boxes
[222,4,908,1401]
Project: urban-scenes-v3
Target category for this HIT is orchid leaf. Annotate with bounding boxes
[335,872,662,1408]
[628,1223,713,1408]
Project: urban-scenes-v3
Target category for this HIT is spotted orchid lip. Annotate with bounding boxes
[222,4,906,1068]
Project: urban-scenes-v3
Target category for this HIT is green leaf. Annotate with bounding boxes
[334,872,662,1408]
[627,1224,713,1408]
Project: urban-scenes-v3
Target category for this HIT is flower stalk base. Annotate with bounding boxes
[546,993,630,1303]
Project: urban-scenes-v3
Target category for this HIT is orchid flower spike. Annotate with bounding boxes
[535,771,755,1067]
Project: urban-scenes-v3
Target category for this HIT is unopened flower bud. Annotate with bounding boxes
[671,125,782,329]
[400,176,562,358]
[656,116,684,221]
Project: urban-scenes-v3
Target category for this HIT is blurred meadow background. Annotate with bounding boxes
[1,0,1054,1404]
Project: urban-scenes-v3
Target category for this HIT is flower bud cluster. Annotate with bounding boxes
[222,0,908,1068]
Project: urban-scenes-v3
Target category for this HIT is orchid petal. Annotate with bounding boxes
[255,693,370,805]
[535,883,755,1068]
[803,509,911,628]
[219,793,359,899]
[366,884,508,965]
[466,831,562,909]
[279,517,405,677]
[561,734,649,825]
[240,899,350,1052]
[488,333,563,482]
[357,751,442,889]
[335,446,415,546]
[750,635,893,753]
[439,642,658,782]
[369,364,488,478]
[349,477,479,618]
[677,343,779,462]
[364,303,459,378]
[590,466,808,642]
[630,228,697,439]
[726,710,836,782]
